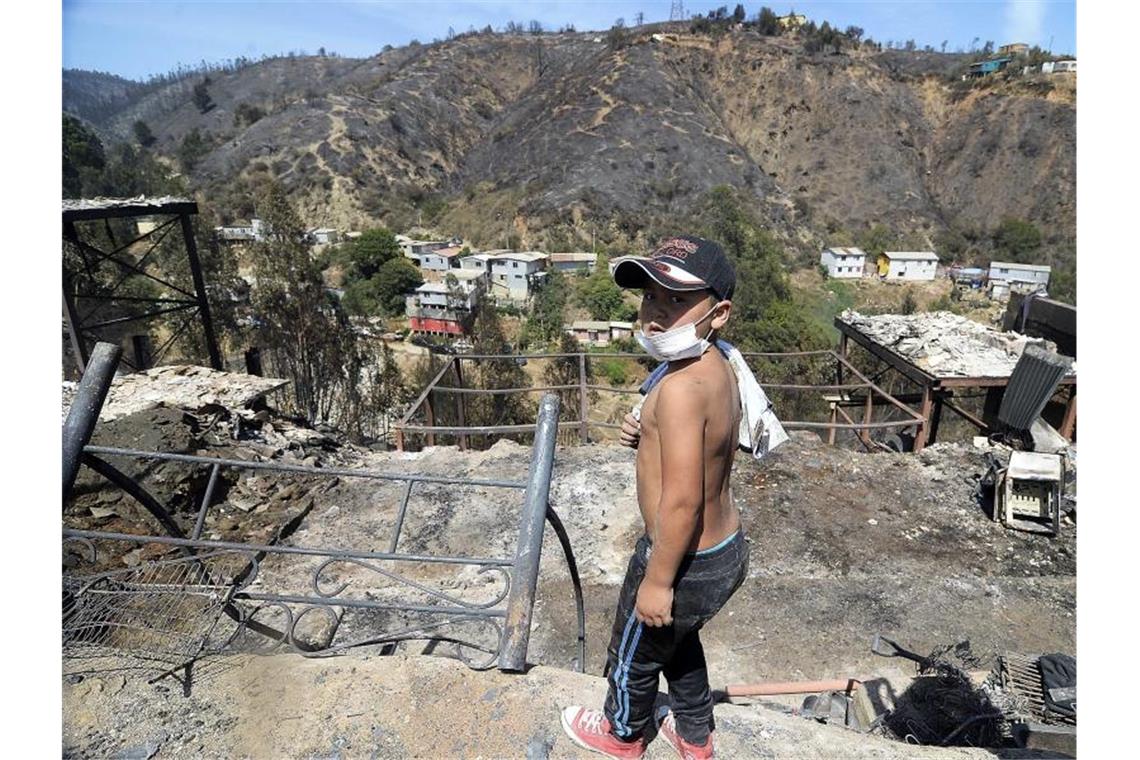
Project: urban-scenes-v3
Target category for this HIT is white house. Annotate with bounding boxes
[397,235,450,262]
[988,261,1050,290]
[549,252,598,275]
[819,247,867,279]
[404,272,486,336]
[418,245,466,280]
[307,227,339,245]
[566,320,635,347]
[1052,60,1076,73]
[877,251,939,281]
[486,251,549,301]
[215,220,258,242]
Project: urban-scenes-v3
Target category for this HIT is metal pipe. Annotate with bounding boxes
[63,341,120,498]
[389,480,415,553]
[578,353,589,444]
[180,213,223,370]
[62,528,514,567]
[724,678,861,697]
[83,446,527,489]
[192,463,222,540]
[81,454,189,543]
[546,504,585,673]
[498,394,560,671]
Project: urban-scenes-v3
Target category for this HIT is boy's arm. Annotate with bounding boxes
[636,380,706,627]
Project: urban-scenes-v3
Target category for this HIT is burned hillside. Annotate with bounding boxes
[63,27,1075,255]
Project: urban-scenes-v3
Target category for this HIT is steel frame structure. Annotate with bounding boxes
[393,350,927,453]
[834,317,1077,451]
[62,198,222,376]
[62,343,585,683]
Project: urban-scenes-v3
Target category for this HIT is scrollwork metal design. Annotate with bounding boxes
[311,557,511,610]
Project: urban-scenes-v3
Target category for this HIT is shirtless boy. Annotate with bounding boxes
[561,236,750,760]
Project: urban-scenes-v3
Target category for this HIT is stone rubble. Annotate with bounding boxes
[839,309,1076,378]
[62,365,288,423]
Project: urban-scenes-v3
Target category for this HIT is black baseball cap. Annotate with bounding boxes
[610,235,736,301]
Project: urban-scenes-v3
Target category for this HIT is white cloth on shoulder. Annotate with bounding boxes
[631,340,788,461]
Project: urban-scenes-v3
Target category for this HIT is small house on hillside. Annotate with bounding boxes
[419,245,465,280]
[549,252,598,274]
[819,247,867,279]
[998,42,1028,56]
[877,251,939,281]
[397,235,450,262]
[307,227,339,245]
[966,57,1013,78]
[566,320,634,347]
[215,219,262,242]
[1052,59,1076,73]
[988,261,1050,291]
[487,251,549,301]
[406,276,482,336]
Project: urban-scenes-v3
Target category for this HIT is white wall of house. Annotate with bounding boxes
[988,262,1050,287]
[883,255,938,281]
[489,255,546,300]
[820,247,866,278]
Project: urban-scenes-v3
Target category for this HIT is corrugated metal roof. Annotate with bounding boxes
[550,252,598,263]
[571,320,611,330]
[989,261,1051,273]
[883,251,939,261]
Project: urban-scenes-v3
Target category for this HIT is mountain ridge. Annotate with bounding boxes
[63,26,1075,264]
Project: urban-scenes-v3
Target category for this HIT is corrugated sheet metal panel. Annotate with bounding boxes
[998,346,1074,432]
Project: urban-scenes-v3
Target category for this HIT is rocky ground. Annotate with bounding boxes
[63,653,1060,760]
[63,372,1076,757]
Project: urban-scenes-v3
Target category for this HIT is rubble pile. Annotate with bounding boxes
[840,310,1074,378]
[62,365,289,423]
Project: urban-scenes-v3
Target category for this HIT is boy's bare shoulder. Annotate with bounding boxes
[654,364,716,415]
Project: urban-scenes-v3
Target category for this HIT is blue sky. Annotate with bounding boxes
[64,0,1076,81]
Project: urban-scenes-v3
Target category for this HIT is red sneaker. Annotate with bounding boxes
[656,709,714,760]
[560,706,646,759]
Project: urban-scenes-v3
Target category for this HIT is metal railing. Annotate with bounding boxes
[62,344,584,682]
[393,349,927,452]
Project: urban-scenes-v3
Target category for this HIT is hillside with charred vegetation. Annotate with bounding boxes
[64,22,1075,284]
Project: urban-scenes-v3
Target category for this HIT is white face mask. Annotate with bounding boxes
[635,305,718,362]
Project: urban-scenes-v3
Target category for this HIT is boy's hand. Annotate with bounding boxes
[634,578,673,627]
[619,413,641,448]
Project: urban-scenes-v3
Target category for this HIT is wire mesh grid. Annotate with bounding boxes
[996,653,1076,727]
[63,550,250,669]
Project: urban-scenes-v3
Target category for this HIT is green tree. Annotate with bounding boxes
[991,218,1043,263]
[732,4,746,23]
[690,186,829,354]
[543,332,592,424]
[577,265,629,320]
[62,115,105,198]
[373,258,423,315]
[901,290,918,315]
[857,224,896,257]
[526,267,569,345]
[132,120,157,147]
[348,228,402,280]
[341,277,383,316]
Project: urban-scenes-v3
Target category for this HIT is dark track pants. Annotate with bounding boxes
[602,530,749,745]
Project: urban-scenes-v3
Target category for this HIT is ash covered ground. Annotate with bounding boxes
[63,374,1075,758]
